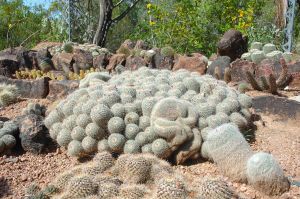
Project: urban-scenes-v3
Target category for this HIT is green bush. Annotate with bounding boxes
[129,0,266,55]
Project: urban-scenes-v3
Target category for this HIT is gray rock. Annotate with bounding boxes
[18,114,49,154]
[0,76,50,99]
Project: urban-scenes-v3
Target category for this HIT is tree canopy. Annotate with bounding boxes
[0,0,299,55]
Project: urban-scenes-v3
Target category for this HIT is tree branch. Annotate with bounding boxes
[113,0,124,8]
[112,0,141,23]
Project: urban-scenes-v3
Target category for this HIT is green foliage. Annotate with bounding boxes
[0,0,67,50]
[130,0,266,55]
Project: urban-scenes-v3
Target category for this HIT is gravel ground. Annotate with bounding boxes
[0,98,299,199]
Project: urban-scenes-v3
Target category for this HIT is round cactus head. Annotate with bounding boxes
[108,133,126,152]
[246,152,290,195]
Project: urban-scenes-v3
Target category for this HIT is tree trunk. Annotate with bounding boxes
[93,0,113,46]
[93,0,141,47]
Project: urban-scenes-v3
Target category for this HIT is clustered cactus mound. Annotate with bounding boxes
[0,83,19,108]
[241,42,293,64]
[0,120,19,154]
[44,67,290,195]
[26,152,240,199]
[45,67,253,164]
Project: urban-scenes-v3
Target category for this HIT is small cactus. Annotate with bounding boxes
[124,140,141,154]
[63,42,74,53]
[0,84,19,107]
[246,152,290,195]
[263,43,276,54]
[82,136,98,153]
[251,50,265,64]
[195,177,239,199]
[108,133,126,152]
[246,58,292,95]
[107,117,126,134]
[66,175,97,197]
[67,140,85,157]
[250,42,263,50]
[161,46,175,57]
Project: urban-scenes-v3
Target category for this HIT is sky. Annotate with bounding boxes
[24,0,52,8]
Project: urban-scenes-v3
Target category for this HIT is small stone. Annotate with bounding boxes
[240,185,247,192]
[21,175,28,182]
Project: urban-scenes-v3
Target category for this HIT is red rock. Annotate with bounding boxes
[47,80,79,101]
[173,53,207,75]
[230,59,257,82]
[72,49,93,73]
[93,53,110,69]
[125,55,147,70]
[52,52,73,72]
[106,54,127,72]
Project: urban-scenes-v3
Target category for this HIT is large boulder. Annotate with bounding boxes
[52,52,74,73]
[0,76,50,99]
[0,47,30,77]
[72,49,93,73]
[106,54,127,72]
[230,59,256,82]
[217,29,248,61]
[173,53,207,74]
[93,53,110,69]
[18,114,49,154]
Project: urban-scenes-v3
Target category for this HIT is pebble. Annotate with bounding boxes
[21,175,28,182]
[240,185,247,192]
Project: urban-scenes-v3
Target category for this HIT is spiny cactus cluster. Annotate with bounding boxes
[15,69,65,80]
[160,46,175,57]
[246,58,292,94]
[0,83,19,107]
[213,67,232,83]
[63,42,74,53]
[26,152,239,199]
[50,42,111,58]
[22,103,46,116]
[0,120,19,154]
[202,123,290,195]
[15,68,100,81]
[45,67,253,164]
[241,42,293,64]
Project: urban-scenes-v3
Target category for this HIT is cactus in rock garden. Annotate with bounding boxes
[194,177,239,199]
[31,152,242,199]
[250,42,263,50]
[45,67,254,165]
[263,43,276,54]
[246,58,292,94]
[0,120,18,153]
[203,123,254,182]
[246,152,290,195]
[213,67,232,83]
[22,103,46,116]
[39,58,53,72]
[0,84,19,107]
[161,46,175,57]
[63,42,74,53]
